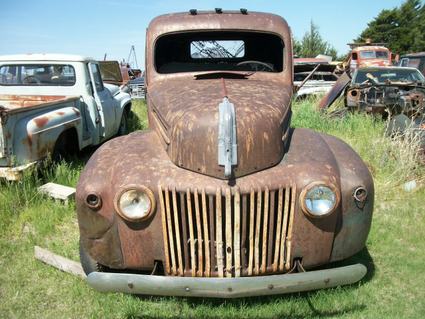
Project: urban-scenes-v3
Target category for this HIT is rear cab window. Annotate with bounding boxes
[0,64,76,86]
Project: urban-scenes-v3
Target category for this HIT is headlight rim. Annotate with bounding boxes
[300,181,339,218]
[114,185,156,222]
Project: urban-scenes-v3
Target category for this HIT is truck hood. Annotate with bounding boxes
[148,77,292,179]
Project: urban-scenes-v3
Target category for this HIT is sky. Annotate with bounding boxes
[1,0,407,69]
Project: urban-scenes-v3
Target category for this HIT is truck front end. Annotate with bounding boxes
[77,10,374,298]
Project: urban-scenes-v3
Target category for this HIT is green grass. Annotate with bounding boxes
[0,98,424,318]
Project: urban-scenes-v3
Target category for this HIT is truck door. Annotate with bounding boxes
[88,62,116,139]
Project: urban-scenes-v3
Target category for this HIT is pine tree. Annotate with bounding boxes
[356,0,425,55]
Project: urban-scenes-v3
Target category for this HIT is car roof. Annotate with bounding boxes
[0,53,95,62]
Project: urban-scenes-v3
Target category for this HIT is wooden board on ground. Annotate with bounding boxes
[34,246,86,279]
[38,182,76,203]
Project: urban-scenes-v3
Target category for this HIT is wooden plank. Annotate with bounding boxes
[186,189,197,277]
[158,185,171,275]
[201,189,211,277]
[247,189,255,276]
[234,188,241,277]
[34,246,86,279]
[216,188,224,277]
[38,182,75,203]
[172,188,184,276]
[194,189,204,276]
[225,188,232,278]
[261,187,269,274]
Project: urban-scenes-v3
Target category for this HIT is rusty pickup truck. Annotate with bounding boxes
[0,54,131,180]
[77,10,374,298]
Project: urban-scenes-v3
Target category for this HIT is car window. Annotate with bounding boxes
[0,64,76,86]
[89,63,104,92]
[190,40,245,59]
[359,50,388,59]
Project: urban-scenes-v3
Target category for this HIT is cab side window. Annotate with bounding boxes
[89,63,104,92]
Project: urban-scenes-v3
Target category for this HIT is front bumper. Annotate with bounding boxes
[87,263,367,298]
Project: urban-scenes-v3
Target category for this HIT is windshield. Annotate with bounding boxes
[155,31,284,74]
[0,64,76,86]
[353,68,425,84]
[359,50,389,59]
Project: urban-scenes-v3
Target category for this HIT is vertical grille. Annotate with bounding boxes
[158,185,296,277]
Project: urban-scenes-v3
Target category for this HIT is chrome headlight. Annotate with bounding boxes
[300,183,338,218]
[114,186,155,222]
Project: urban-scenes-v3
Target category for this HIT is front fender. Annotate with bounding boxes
[321,134,374,261]
[14,105,82,164]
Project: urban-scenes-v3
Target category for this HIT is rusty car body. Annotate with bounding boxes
[400,52,425,76]
[0,54,131,180]
[340,40,393,75]
[99,61,146,98]
[293,59,338,99]
[319,66,425,150]
[77,10,374,298]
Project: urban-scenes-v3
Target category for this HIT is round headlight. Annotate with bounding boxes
[301,183,338,218]
[115,186,155,222]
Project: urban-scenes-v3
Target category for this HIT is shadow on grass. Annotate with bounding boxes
[130,248,374,318]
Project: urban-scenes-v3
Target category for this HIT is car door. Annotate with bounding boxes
[88,62,117,139]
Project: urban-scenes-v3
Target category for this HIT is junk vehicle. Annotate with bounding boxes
[0,54,131,180]
[319,66,425,151]
[340,40,393,74]
[99,61,145,98]
[399,52,425,76]
[293,58,338,99]
[77,10,374,298]
[99,60,131,87]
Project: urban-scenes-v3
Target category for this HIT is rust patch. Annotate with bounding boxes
[34,116,49,128]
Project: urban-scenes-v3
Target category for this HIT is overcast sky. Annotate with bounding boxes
[1,0,406,68]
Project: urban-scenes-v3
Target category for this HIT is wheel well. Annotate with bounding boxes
[123,103,131,116]
[54,127,79,156]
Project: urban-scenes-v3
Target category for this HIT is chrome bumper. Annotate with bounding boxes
[87,263,367,298]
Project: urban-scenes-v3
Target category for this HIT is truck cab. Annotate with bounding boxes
[348,42,392,73]
[0,54,131,179]
[77,10,374,298]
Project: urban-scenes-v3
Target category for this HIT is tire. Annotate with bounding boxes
[79,241,105,275]
[117,110,129,136]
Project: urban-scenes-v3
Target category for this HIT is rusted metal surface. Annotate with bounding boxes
[77,11,374,294]
[318,72,351,109]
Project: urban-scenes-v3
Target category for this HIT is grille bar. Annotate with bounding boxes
[159,185,295,277]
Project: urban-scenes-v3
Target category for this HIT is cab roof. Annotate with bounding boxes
[147,10,290,39]
[0,53,94,62]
